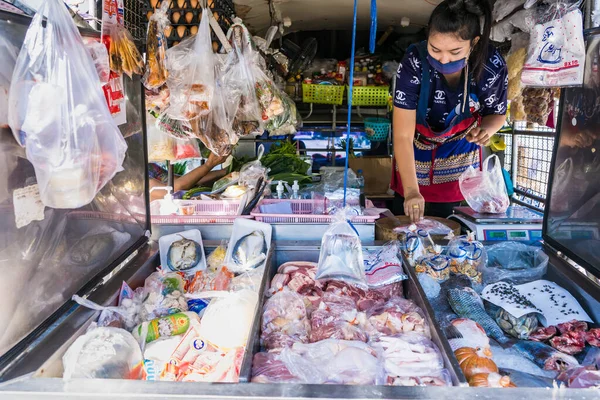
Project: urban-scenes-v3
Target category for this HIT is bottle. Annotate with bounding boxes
[291,180,300,200]
[150,186,179,215]
[356,170,366,208]
[276,181,286,199]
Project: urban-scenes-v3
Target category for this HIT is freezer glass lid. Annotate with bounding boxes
[453,206,543,224]
[544,32,600,278]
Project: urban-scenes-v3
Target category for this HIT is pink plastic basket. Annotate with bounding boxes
[150,200,253,224]
[251,199,380,224]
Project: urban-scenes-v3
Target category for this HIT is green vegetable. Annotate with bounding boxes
[182,187,212,200]
[172,161,187,176]
[268,139,297,155]
[338,138,356,158]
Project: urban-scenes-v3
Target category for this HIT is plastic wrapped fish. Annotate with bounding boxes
[167,236,202,272]
[231,230,268,271]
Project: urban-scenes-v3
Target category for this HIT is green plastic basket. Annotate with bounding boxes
[350,86,389,106]
[364,117,390,142]
[302,83,345,105]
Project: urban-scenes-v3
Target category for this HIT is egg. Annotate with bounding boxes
[150,0,159,8]
[177,25,187,38]
[177,0,186,8]
[190,25,198,35]
[185,11,194,23]
[172,11,181,23]
[164,25,173,38]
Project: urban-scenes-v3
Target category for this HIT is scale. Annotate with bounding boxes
[448,206,544,242]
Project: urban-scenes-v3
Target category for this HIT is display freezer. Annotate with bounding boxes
[2,7,600,400]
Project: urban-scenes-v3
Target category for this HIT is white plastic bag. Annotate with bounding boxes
[62,327,143,380]
[459,155,510,214]
[85,40,111,85]
[148,115,176,162]
[316,208,367,288]
[493,0,525,22]
[521,7,584,87]
[8,0,127,209]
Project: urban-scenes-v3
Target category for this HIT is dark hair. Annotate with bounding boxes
[427,0,492,80]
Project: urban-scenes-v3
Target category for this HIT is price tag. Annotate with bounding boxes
[13,184,45,229]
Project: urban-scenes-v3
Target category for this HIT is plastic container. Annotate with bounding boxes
[364,117,390,142]
[302,83,345,105]
[150,200,253,224]
[158,229,207,274]
[350,86,389,106]
[251,199,379,224]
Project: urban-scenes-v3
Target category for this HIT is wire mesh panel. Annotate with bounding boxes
[513,134,555,209]
[124,0,147,42]
[503,133,512,173]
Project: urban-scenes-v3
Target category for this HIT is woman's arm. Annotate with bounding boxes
[467,114,506,146]
[174,153,228,191]
[393,106,423,222]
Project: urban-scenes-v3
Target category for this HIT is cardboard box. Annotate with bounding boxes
[349,156,392,195]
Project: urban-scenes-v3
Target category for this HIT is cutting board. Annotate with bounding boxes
[375,216,461,242]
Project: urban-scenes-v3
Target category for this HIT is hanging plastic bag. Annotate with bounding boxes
[86,40,111,85]
[459,155,510,214]
[146,85,171,118]
[63,327,143,380]
[148,115,176,161]
[106,23,144,78]
[521,6,584,87]
[143,1,170,90]
[239,145,268,190]
[174,138,201,160]
[316,208,367,288]
[165,8,215,122]
[0,36,19,129]
[482,242,549,284]
[222,23,264,138]
[267,92,300,136]
[8,0,127,209]
[493,0,526,22]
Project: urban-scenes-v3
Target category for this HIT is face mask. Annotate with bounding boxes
[427,54,467,74]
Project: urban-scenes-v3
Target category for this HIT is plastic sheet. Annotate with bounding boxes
[459,155,510,214]
[483,242,549,284]
[8,0,127,209]
[63,327,143,380]
[316,208,367,288]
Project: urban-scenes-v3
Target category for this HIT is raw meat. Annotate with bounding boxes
[374,333,448,385]
[529,326,558,342]
[251,352,298,383]
[366,297,430,339]
[261,291,310,351]
[268,262,322,298]
[309,292,369,343]
[557,320,588,335]
[586,328,600,347]
[550,331,586,355]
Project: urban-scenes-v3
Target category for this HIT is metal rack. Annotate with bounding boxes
[124,0,147,41]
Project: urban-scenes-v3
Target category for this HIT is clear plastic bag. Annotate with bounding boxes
[165,8,214,122]
[0,36,19,129]
[402,226,440,267]
[106,23,144,78]
[139,270,188,322]
[366,297,431,339]
[143,1,170,90]
[239,145,268,190]
[483,242,549,284]
[393,219,452,236]
[316,208,367,288]
[72,292,142,331]
[278,339,380,385]
[8,0,127,209]
[261,290,311,351]
[446,232,486,284]
[521,5,585,87]
[174,138,201,160]
[459,155,510,214]
[363,241,408,288]
[63,327,143,380]
[86,40,111,85]
[148,115,176,161]
[222,23,264,138]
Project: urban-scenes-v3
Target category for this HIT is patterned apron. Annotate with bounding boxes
[392,42,482,203]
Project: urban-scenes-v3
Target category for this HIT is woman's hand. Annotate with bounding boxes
[466,127,493,146]
[207,152,229,168]
[404,191,425,222]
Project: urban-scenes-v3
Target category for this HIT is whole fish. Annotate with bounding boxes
[514,341,579,372]
[447,287,508,343]
[70,233,114,266]
[232,230,267,270]
[500,369,555,388]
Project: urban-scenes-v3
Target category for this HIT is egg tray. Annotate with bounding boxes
[142,0,233,47]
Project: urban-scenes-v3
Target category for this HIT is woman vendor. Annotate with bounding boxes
[392,0,508,221]
[149,152,228,201]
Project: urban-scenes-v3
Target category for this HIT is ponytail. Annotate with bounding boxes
[427,0,492,81]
